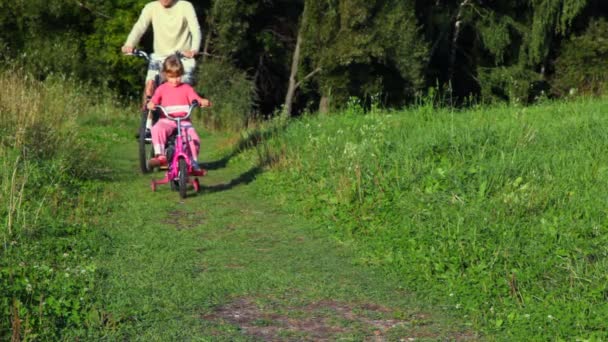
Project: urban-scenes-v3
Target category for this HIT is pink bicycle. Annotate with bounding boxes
[150,101,204,198]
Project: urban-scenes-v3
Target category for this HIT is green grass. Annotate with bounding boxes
[82,118,470,340]
[6,70,608,340]
[0,71,471,339]
[255,97,608,339]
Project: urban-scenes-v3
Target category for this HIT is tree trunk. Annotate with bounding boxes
[283,30,302,116]
[318,95,330,114]
[448,0,470,83]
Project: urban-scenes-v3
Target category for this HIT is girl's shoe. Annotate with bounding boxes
[192,168,207,176]
[192,161,206,176]
[148,155,167,168]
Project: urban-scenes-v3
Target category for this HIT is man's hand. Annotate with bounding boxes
[122,45,135,54]
[181,50,198,58]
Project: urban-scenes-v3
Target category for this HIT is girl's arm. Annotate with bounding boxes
[185,85,212,107]
[148,86,163,110]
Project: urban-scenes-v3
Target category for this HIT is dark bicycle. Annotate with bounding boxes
[126,49,162,173]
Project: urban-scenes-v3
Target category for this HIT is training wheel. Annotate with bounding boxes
[193,178,200,192]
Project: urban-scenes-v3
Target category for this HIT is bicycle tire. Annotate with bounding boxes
[138,110,154,174]
[178,157,188,199]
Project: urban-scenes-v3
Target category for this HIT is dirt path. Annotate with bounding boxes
[94,130,476,340]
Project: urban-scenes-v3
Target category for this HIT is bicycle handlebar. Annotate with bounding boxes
[126,49,150,61]
[126,49,192,62]
[154,101,199,121]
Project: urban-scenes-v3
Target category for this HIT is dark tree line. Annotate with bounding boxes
[1,0,607,120]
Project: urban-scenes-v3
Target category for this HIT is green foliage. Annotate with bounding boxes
[208,0,258,57]
[529,0,587,65]
[478,14,520,65]
[0,0,606,116]
[84,1,151,95]
[477,65,542,104]
[20,32,85,80]
[552,18,608,96]
[257,97,608,339]
[301,0,428,108]
[196,59,256,131]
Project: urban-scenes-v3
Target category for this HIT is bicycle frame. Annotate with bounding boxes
[150,102,201,197]
[167,115,194,179]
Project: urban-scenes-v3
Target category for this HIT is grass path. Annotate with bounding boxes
[92,124,476,340]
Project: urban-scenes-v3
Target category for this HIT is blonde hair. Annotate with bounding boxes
[162,54,184,77]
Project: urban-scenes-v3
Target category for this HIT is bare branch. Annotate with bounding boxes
[75,1,111,19]
[262,28,295,43]
[295,67,321,89]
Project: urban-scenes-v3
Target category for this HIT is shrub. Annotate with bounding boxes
[195,59,256,131]
[477,65,542,104]
[551,18,608,97]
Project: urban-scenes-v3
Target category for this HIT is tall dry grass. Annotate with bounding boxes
[0,69,117,340]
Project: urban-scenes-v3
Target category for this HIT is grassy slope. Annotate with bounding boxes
[254,98,608,340]
[86,114,473,340]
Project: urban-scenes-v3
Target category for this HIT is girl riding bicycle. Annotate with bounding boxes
[147,54,211,176]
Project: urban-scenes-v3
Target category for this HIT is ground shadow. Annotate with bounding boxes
[198,166,263,194]
[201,122,286,171]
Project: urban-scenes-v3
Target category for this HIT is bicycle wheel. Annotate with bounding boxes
[138,110,154,174]
[178,157,188,199]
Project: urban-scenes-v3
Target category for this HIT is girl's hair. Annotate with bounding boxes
[162,54,184,77]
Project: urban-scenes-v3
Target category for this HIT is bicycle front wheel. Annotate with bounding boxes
[178,157,188,199]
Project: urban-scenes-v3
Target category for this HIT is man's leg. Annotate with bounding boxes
[181,58,197,85]
[143,79,157,133]
[145,79,156,99]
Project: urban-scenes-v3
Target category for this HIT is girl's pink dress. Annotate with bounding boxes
[149,82,201,161]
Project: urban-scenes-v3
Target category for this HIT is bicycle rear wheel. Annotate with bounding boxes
[138,110,154,173]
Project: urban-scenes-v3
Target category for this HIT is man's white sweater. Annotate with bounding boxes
[125,0,201,56]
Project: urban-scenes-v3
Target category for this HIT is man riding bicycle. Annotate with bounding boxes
[121,0,202,102]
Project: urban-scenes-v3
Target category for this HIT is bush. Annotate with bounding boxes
[195,59,256,131]
[19,32,85,81]
[477,65,542,104]
[551,18,608,97]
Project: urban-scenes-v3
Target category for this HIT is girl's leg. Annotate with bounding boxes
[151,119,176,155]
[185,126,201,162]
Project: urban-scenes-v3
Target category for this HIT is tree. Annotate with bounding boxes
[301,0,428,112]
[419,0,590,103]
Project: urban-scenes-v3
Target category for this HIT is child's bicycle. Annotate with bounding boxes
[150,101,204,199]
[127,49,160,174]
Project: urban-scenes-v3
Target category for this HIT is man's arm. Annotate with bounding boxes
[124,4,153,50]
[184,2,202,54]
